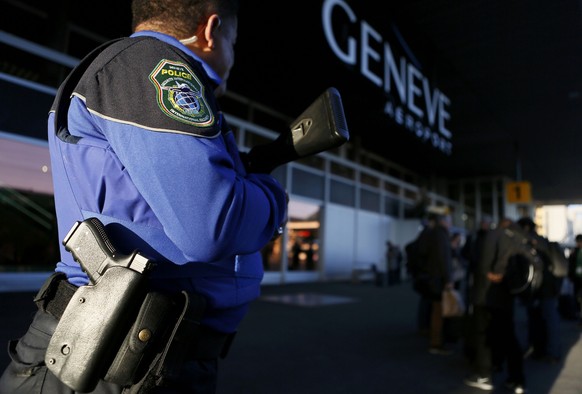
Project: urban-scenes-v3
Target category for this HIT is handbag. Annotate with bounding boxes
[442,288,465,317]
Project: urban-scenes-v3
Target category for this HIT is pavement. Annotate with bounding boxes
[1,274,581,394]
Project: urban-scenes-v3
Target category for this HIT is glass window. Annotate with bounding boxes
[368,158,385,173]
[0,80,55,140]
[384,195,400,217]
[360,189,380,212]
[260,237,283,272]
[464,182,476,210]
[271,165,287,187]
[296,155,325,170]
[388,167,401,179]
[479,180,494,217]
[404,188,417,201]
[330,162,355,180]
[384,181,399,195]
[291,168,324,200]
[286,200,321,272]
[0,189,58,271]
[360,172,379,188]
[330,179,355,207]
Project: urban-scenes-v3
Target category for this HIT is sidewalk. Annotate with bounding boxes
[1,276,581,393]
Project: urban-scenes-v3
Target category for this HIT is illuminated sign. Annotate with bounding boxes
[321,0,453,155]
[506,181,532,204]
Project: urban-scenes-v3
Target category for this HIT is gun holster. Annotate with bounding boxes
[45,266,150,392]
[43,273,208,392]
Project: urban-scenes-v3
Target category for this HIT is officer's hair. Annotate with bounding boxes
[131,0,239,36]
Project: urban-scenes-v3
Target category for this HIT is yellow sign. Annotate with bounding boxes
[506,181,532,203]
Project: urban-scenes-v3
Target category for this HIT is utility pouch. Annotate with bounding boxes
[105,291,178,386]
[122,291,207,394]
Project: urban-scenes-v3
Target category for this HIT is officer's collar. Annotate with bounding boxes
[130,31,222,87]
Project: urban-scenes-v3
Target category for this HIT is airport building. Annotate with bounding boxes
[0,1,540,283]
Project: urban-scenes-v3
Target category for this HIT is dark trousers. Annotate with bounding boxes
[490,304,525,384]
[470,305,493,377]
[470,304,525,384]
[430,300,444,348]
[388,268,401,285]
[417,296,431,332]
[526,296,561,359]
[0,309,218,394]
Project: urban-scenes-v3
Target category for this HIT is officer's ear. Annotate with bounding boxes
[200,14,222,50]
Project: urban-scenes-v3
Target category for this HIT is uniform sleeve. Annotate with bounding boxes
[96,116,287,263]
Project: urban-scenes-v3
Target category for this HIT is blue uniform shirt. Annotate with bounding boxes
[47,31,287,333]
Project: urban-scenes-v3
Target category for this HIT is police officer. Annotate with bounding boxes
[0,0,288,393]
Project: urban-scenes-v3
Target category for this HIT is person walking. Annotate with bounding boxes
[0,1,288,393]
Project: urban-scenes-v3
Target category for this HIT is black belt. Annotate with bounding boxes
[34,272,235,360]
[34,272,77,320]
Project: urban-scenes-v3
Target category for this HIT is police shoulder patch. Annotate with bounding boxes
[149,59,215,127]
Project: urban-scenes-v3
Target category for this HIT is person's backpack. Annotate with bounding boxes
[499,228,544,298]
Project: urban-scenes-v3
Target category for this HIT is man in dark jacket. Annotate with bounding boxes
[418,212,454,355]
[462,216,492,306]
[519,218,563,364]
[461,216,492,360]
[464,218,527,393]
